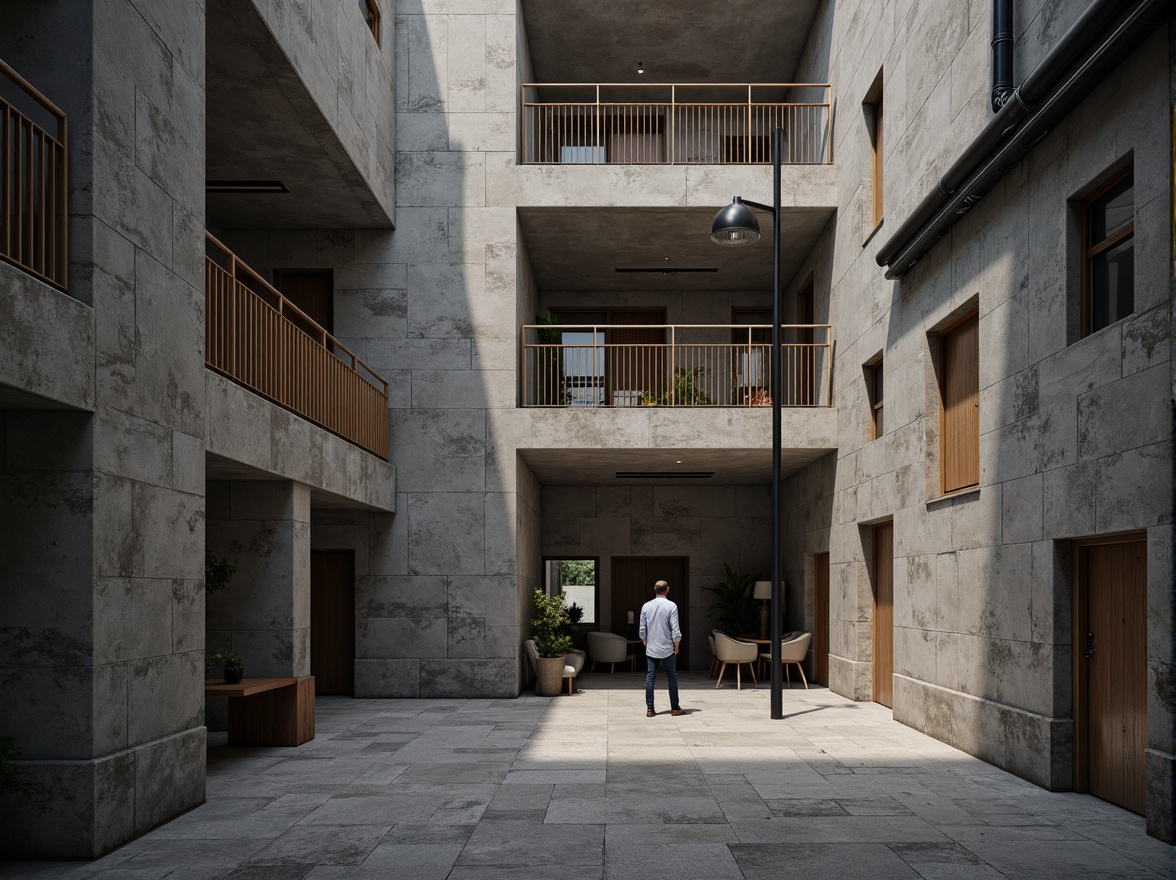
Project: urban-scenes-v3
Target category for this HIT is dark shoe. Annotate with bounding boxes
[671,708,685,716]
[646,708,656,717]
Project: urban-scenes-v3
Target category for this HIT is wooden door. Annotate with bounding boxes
[605,310,665,404]
[311,550,355,695]
[612,556,689,668]
[274,270,334,335]
[872,523,894,707]
[814,552,830,686]
[1077,537,1147,814]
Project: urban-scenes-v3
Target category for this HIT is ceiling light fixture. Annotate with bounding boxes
[206,180,289,194]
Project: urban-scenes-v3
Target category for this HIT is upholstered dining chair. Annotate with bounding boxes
[586,631,634,672]
[759,631,812,688]
[713,633,759,689]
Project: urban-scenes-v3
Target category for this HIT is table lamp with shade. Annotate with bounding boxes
[754,580,772,639]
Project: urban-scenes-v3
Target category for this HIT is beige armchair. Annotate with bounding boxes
[586,631,634,672]
[759,631,812,688]
[524,638,585,695]
[713,633,759,689]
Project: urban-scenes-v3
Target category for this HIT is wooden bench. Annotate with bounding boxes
[204,676,315,747]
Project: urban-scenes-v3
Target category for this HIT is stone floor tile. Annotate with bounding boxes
[357,842,463,878]
[380,823,476,846]
[963,839,1168,879]
[244,825,390,867]
[604,842,744,879]
[446,868,603,880]
[731,842,920,879]
[222,869,313,880]
[456,820,605,866]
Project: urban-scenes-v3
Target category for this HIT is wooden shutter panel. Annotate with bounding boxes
[941,312,979,493]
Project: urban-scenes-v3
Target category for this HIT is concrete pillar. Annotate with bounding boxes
[206,481,312,678]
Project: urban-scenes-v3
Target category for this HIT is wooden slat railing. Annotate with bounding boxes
[521,83,831,165]
[521,324,833,408]
[0,58,68,290]
[205,232,389,459]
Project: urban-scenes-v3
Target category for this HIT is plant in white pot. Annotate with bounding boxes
[531,589,573,696]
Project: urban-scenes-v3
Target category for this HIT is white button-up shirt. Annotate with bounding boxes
[639,595,681,660]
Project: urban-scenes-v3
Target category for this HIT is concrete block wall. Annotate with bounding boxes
[540,484,773,668]
[779,0,1174,839]
[0,0,209,858]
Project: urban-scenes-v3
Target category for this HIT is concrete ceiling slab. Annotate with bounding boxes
[520,1,823,84]
[519,447,828,486]
[519,206,832,291]
[205,0,391,229]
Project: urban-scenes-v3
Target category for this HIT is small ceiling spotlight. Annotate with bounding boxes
[637,61,645,74]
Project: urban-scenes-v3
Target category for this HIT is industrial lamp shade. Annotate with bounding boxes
[710,197,761,246]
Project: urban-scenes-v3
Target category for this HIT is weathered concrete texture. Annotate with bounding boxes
[0,265,95,410]
[205,371,396,512]
[776,0,1173,841]
[206,480,312,679]
[540,484,774,669]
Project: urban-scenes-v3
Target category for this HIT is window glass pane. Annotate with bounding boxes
[875,404,883,437]
[1090,236,1134,333]
[562,331,604,405]
[555,559,596,624]
[1089,176,1133,243]
[874,365,883,402]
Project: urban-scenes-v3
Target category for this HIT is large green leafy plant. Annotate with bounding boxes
[531,589,574,657]
[703,564,760,635]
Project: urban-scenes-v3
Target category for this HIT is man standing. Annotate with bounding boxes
[639,580,684,717]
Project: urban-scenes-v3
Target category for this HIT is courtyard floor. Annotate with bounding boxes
[2,672,1172,879]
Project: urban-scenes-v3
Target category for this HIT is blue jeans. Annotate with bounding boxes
[645,653,680,710]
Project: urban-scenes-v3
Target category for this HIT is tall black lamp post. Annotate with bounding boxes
[709,126,785,720]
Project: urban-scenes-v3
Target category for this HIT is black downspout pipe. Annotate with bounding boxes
[991,0,1015,110]
[877,0,1153,274]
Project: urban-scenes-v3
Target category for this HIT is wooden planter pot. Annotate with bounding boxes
[535,655,566,696]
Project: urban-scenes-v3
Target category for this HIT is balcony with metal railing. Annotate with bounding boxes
[0,58,68,290]
[205,233,389,459]
[520,323,832,408]
[520,83,831,166]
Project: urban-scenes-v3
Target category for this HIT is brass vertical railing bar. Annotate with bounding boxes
[204,232,389,458]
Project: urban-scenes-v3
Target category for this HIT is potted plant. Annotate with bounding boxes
[209,651,245,684]
[703,564,760,636]
[205,550,237,593]
[531,589,573,696]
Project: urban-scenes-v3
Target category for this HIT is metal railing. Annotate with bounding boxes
[1,58,67,290]
[521,83,831,165]
[205,233,389,459]
[521,324,832,408]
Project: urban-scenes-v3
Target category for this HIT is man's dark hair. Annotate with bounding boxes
[654,580,669,594]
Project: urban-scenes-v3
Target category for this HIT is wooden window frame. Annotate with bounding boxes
[938,308,979,496]
[362,0,380,46]
[865,354,884,441]
[864,70,884,231]
[1080,166,1134,338]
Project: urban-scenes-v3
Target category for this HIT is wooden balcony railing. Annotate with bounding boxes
[521,83,831,165]
[521,324,832,408]
[0,58,67,290]
[205,233,389,459]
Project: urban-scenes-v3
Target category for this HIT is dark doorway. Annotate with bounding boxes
[612,556,690,669]
[311,549,355,695]
[871,522,893,708]
[1075,535,1147,815]
[274,269,334,335]
[814,552,830,686]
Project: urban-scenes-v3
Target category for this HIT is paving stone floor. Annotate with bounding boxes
[3,672,1173,879]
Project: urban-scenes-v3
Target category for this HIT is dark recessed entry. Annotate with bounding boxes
[616,471,715,479]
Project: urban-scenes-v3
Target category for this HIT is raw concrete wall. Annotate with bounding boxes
[248,0,397,218]
[781,0,1174,839]
[541,484,773,669]
[0,0,208,858]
